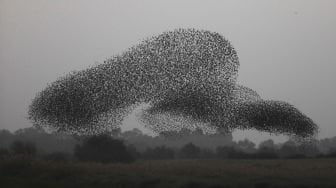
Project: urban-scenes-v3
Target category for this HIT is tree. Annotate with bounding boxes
[121,128,143,139]
[179,142,201,159]
[216,146,250,159]
[278,140,301,158]
[256,139,278,159]
[256,147,278,159]
[44,152,69,162]
[126,144,141,159]
[236,139,256,153]
[216,146,234,158]
[0,147,9,158]
[142,146,175,160]
[0,129,14,148]
[259,139,275,149]
[200,148,216,159]
[74,135,134,163]
[297,142,320,157]
[10,140,36,156]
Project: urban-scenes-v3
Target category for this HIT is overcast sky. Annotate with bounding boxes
[1,0,335,143]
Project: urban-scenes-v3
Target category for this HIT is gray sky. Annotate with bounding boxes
[1,0,335,143]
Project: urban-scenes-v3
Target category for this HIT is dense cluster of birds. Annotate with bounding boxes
[28,28,318,138]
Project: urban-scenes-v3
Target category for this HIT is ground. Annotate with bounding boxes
[1,158,336,188]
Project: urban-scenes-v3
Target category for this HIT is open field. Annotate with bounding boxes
[1,158,336,188]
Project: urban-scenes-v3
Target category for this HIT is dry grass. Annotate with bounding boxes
[1,158,336,188]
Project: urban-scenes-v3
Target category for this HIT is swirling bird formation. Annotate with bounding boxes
[28,29,318,138]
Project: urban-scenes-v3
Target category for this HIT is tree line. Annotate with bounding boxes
[1,127,336,163]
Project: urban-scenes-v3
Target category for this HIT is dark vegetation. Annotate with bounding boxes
[1,127,336,187]
[1,127,336,161]
[74,134,134,163]
[1,157,336,188]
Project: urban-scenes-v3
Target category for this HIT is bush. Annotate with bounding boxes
[10,140,36,156]
[44,152,70,162]
[142,146,175,160]
[74,135,134,163]
[287,154,307,159]
[216,146,233,158]
[179,143,201,159]
[126,144,141,159]
[0,147,10,157]
[326,150,336,158]
[200,148,216,159]
[255,147,279,159]
[216,146,253,159]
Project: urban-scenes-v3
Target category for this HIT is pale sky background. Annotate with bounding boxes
[1,0,335,144]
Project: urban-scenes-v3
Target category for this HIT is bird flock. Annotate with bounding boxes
[28,28,318,138]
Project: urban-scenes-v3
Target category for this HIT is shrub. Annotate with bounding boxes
[44,152,70,162]
[0,147,10,158]
[126,144,141,159]
[216,146,233,158]
[179,142,201,159]
[255,147,278,159]
[216,146,252,159]
[74,135,134,163]
[200,148,216,159]
[142,146,175,160]
[10,140,36,156]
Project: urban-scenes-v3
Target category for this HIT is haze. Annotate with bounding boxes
[1,0,335,143]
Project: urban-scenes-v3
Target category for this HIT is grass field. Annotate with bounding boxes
[1,158,336,188]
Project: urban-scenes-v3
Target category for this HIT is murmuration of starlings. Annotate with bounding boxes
[28,28,318,138]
